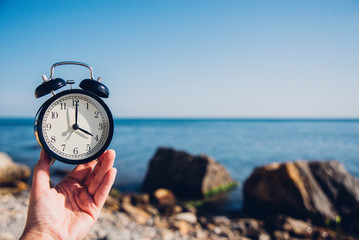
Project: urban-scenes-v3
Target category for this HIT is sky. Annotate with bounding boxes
[0,0,358,118]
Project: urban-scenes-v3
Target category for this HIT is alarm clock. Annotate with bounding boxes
[34,61,114,165]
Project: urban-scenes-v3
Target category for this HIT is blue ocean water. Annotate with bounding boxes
[1,118,359,210]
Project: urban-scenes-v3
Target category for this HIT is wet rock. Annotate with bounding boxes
[0,152,30,187]
[243,160,359,223]
[142,147,236,199]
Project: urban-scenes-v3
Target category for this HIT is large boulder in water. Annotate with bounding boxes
[142,147,237,199]
[243,160,359,223]
[0,152,31,187]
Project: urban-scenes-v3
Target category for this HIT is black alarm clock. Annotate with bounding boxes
[34,61,114,165]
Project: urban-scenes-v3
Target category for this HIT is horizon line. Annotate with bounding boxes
[1,116,359,121]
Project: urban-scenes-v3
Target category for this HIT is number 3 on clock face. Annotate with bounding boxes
[34,89,114,164]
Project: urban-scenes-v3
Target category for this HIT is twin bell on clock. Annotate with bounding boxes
[34,61,114,165]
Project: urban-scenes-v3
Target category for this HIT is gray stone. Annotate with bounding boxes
[243,160,359,223]
[142,147,236,198]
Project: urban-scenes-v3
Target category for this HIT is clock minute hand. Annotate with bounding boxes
[75,102,78,125]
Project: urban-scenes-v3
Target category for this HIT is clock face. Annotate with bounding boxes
[36,90,113,163]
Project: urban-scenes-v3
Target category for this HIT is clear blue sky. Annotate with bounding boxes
[0,0,358,118]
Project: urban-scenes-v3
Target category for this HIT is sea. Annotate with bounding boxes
[1,118,359,211]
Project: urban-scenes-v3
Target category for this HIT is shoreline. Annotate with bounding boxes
[1,189,358,240]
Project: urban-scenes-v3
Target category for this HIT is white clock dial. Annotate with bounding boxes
[41,93,110,161]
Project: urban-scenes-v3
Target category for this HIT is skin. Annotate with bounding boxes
[20,149,117,240]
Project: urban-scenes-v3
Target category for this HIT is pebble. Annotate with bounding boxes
[1,190,357,240]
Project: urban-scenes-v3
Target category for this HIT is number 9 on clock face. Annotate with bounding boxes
[34,89,114,164]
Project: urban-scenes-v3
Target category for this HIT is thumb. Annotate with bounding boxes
[31,150,51,192]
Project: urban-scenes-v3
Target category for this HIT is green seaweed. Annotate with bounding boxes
[204,181,239,198]
[109,188,122,198]
[325,215,342,227]
[184,181,239,207]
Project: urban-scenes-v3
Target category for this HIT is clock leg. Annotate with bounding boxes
[49,157,56,167]
[96,158,101,166]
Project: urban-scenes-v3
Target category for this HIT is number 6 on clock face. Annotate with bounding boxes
[34,89,114,164]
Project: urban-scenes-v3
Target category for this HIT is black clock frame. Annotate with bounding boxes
[34,89,114,164]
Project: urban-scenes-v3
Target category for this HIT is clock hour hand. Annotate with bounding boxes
[73,123,93,136]
[78,127,93,136]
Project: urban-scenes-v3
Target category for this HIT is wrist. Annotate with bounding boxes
[20,229,57,240]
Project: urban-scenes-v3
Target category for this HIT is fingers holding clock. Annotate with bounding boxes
[66,160,97,183]
[94,167,117,207]
[85,150,116,195]
[31,150,51,193]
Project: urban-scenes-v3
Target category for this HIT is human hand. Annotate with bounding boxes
[21,150,117,240]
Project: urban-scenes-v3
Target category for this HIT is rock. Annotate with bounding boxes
[160,229,175,240]
[273,230,290,240]
[212,216,231,226]
[243,160,359,223]
[0,152,30,190]
[121,202,152,225]
[153,188,176,206]
[308,161,359,220]
[233,218,264,239]
[281,216,312,237]
[0,180,29,194]
[105,195,120,211]
[142,147,236,199]
[171,220,193,235]
[258,232,271,240]
[172,212,197,224]
[120,192,150,206]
